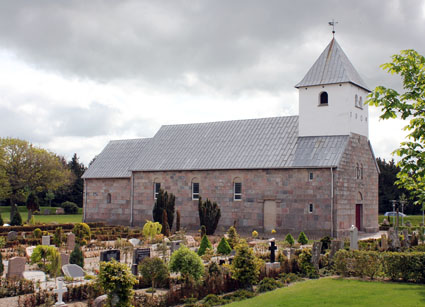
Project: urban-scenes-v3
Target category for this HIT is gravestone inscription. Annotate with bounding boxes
[100,249,121,262]
[131,248,150,275]
[42,235,50,246]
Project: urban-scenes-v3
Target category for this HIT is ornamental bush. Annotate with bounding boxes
[382,252,425,283]
[231,240,260,288]
[257,277,283,293]
[297,231,308,245]
[285,234,295,246]
[227,226,240,249]
[297,249,318,279]
[53,227,63,247]
[198,235,213,256]
[33,228,42,238]
[169,245,204,283]
[70,244,84,268]
[138,257,168,294]
[142,220,162,241]
[72,223,91,245]
[10,208,22,226]
[217,237,232,256]
[61,201,78,214]
[153,189,175,230]
[97,259,137,307]
[334,250,383,280]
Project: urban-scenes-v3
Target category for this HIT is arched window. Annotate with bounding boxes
[359,96,363,109]
[319,92,328,105]
[191,178,200,200]
[106,193,112,204]
[233,177,242,201]
[355,94,358,107]
[360,164,364,180]
[309,203,314,213]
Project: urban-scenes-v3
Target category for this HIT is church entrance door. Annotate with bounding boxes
[355,204,362,230]
[264,200,276,232]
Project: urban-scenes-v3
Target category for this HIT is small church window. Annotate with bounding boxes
[309,172,314,181]
[319,92,328,105]
[192,178,200,200]
[107,193,111,204]
[356,163,361,180]
[355,94,358,107]
[359,97,363,109]
[154,182,161,200]
[309,203,314,213]
[234,178,242,201]
[360,164,364,180]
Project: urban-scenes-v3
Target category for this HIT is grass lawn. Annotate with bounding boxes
[226,278,425,307]
[379,214,424,226]
[0,206,83,224]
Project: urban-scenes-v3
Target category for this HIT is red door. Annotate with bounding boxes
[355,204,362,230]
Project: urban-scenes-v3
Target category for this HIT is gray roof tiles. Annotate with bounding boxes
[295,39,370,92]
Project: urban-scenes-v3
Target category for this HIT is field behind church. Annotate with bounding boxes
[379,214,424,226]
[0,206,83,224]
[225,278,425,307]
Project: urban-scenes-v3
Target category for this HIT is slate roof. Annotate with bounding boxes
[82,138,150,179]
[295,39,370,92]
[130,116,349,172]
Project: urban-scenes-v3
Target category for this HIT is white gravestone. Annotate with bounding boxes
[128,238,140,247]
[42,235,50,246]
[350,225,358,250]
[54,279,68,306]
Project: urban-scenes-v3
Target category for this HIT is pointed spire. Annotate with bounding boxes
[295,39,370,92]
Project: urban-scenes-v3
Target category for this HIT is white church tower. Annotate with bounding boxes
[295,39,370,138]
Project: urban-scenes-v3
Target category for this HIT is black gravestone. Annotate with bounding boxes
[219,259,226,265]
[100,249,121,262]
[132,248,151,275]
[269,241,277,263]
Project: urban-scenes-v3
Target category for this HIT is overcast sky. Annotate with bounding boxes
[0,0,424,165]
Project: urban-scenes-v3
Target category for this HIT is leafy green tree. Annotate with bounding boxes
[217,237,232,256]
[142,220,162,241]
[368,49,425,206]
[138,257,169,296]
[198,197,221,235]
[97,259,137,307]
[297,232,308,245]
[285,234,295,246]
[30,245,59,275]
[153,189,175,230]
[231,240,260,289]
[169,245,204,283]
[0,146,10,201]
[44,190,55,207]
[26,192,39,222]
[198,235,212,256]
[70,244,84,268]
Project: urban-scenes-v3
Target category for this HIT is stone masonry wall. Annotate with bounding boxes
[84,178,131,225]
[132,168,333,238]
[334,133,379,237]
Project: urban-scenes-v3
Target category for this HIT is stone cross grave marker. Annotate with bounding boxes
[62,264,85,278]
[171,240,182,254]
[7,231,18,242]
[311,241,322,270]
[42,235,50,246]
[349,225,358,250]
[7,257,26,279]
[268,239,277,263]
[100,249,120,262]
[329,240,344,259]
[54,279,68,306]
[66,233,75,251]
[132,248,150,275]
[389,229,401,249]
[380,234,388,251]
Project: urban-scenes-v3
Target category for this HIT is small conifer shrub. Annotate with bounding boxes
[285,234,295,246]
[298,231,308,245]
[198,235,212,256]
[217,237,232,256]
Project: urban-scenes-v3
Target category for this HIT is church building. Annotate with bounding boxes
[82,38,379,238]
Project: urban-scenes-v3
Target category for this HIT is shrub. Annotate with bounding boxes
[383,252,425,282]
[231,240,260,288]
[201,225,206,238]
[198,198,221,235]
[10,209,22,226]
[60,201,78,214]
[72,223,91,245]
[97,259,137,307]
[297,249,318,279]
[334,250,382,279]
[198,235,212,256]
[169,245,204,283]
[285,234,295,246]
[203,294,224,306]
[138,257,169,295]
[0,212,4,226]
[33,228,42,238]
[252,230,258,238]
[320,236,331,253]
[142,220,162,241]
[70,244,84,268]
[257,277,283,293]
[297,232,308,245]
[30,245,60,276]
[222,289,255,302]
[153,189,175,230]
[217,237,232,256]
[227,226,239,249]
[176,210,181,232]
[279,272,301,284]
[53,227,63,247]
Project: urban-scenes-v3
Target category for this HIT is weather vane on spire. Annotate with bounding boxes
[328,19,338,37]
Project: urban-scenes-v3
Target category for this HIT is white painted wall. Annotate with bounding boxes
[298,83,369,137]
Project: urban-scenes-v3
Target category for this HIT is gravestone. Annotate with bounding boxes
[61,253,70,266]
[268,239,277,263]
[26,246,36,258]
[185,235,196,247]
[93,295,107,307]
[128,238,140,247]
[219,259,226,265]
[380,234,388,251]
[42,235,50,246]
[329,240,344,259]
[62,264,85,278]
[171,240,182,253]
[56,208,65,215]
[54,279,67,306]
[349,225,358,250]
[100,249,120,262]
[402,229,410,247]
[23,271,46,283]
[282,248,291,259]
[7,231,18,242]
[382,218,390,226]
[131,248,150,275]
[67,233,76,251]
[389,229,401,249]
[311,241,322,270]
[7,257,26,279]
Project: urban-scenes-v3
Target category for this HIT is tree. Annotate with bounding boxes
[138,257,169,296]
[368,49,425,206]
[26,192,39,222]
[72,223,91,245]
[198,197,221,235]
[217,237,232,256]
[231,240,260,289]
[10,204,22,226]
[44,190,55,207]
[169,245,204,283]
[68,153,85,207]
[227,226,239,249]
[142,220,162,241]
[297,232,308,245]
[162,209,170,237]
[198,235,212,256]
[70,244,84,268]
[285,234,295,246]
[97,259,137,307]
[153,189,175,230]
[30,245,59,275]
[0,138,72,216]
[0,146,10,201]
